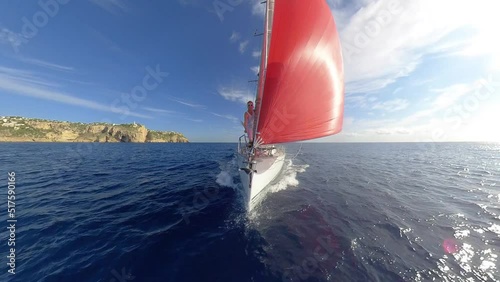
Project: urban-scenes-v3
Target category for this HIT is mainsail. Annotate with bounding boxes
[253,0,344,145]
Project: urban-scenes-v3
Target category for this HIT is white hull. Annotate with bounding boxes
[238,146,285,211]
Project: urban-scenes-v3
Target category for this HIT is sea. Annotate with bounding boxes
[0,142,499,282]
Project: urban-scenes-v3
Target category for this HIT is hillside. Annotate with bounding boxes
[0,116,189,143]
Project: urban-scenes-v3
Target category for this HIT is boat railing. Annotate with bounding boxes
[238,134,250,156]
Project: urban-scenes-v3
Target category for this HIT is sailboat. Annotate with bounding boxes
[238,0,344,211]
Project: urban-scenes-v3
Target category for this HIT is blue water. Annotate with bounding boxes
[0,142,499,282]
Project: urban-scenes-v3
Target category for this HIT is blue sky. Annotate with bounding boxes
[0,0,499,142]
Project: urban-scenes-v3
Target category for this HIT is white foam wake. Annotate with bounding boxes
[216,155,239,189]
[216,171,236,188]
[268,159,309,193]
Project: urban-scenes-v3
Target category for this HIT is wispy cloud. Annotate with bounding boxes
[392,87,403,94]
[337,78,498,142]
[185,118,203,123]
[333,0,496,93]
[373,128,411,135]
[430,84,471,109]
[57,77,96,86]
[89,0,128,14]
[17,57,75,72]
[252,50,261,58]
[229,30,249,55]
[239,40,249,54]
[217,86,254,104]
[211,112,239,123]
[0,67,150,118]
[169,96,206,109]
[142,106,176,114]
[0,66,61,88]
[346,94,375,109]
[250,66,259,75]
[0,26,25,50]
[372,98,409,112]
[397,83,473,124]
[229,31,241,43]
[252,0,266,16]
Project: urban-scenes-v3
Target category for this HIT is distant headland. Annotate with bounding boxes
[0,116,188,143]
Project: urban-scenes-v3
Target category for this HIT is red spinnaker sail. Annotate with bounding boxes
[254,0,344,145]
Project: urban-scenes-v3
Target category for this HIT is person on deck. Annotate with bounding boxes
[243,101,255,146]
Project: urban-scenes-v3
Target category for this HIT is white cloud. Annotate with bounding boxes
[142,107,176,114]
[0,68,151,119]
[333,0,499,94]
[217,86,254,104]
[392,87,402,94]
[0,27,25,50]
[239,40,249,54]
[430,84,471,109]
[229,31,249,55]
[229,31,241,43]
[372,98,409,112]
[345,94,372,109]
[397,83,475,124]
[0,66,60,88]
[252,50,261,58]
[17,57,74,72]
[211,112,240,123]
[185,118,203,123]
[250,66,259,75]
[169,97,206,109]
[339,78,498,142]
[252,0,266,16]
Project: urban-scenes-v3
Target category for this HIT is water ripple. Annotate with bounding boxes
[0,142,498,281]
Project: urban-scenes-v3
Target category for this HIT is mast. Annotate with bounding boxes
[252,0,275,146]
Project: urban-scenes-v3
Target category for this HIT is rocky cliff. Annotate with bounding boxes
[0,116,189,143]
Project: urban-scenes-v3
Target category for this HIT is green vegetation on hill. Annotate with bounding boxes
[1,126,49,138]
[146,130,186,143]
[0,116,188,143]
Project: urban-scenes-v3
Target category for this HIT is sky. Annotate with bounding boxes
[0,0,499,142]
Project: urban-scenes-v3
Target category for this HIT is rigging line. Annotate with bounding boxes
[289,143,303,161]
